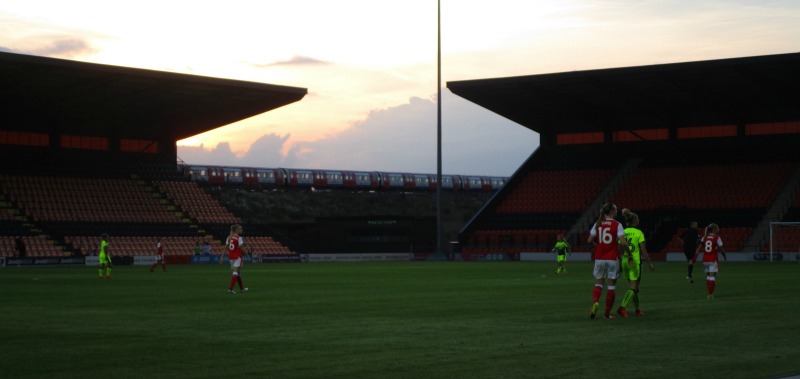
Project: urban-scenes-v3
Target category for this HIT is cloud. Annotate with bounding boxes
[177,142,239,167]
[284,96,437,172]
[178,134,290,168]
[0,38,95,59]
[0,15,98,58]
[241,133,290,166]
[251,55,329,67]
[26,38,96,58]
[178,91,539,176]
[441,93,540,176]
[279,92,539,176]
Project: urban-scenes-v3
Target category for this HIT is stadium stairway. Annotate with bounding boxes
[1,170,294,257]
[566,157,641,242]
[743,162,800,252]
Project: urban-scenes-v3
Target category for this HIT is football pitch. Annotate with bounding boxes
[1,261,798,379]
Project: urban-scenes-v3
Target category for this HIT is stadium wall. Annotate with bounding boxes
[524,252,772,262]
[301,253,409,263]
[2,253,794,267]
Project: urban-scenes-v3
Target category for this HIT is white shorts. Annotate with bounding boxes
[593,259,620,280]
[229,258,242,269]
[704,262,718,273]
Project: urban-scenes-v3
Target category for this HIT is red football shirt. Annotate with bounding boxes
[590,219,625,260]
[700,234,723,262]
[227,234,244,260]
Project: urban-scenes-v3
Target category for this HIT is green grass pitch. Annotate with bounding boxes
[1,261,798,379]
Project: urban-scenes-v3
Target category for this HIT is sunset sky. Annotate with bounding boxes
[2,0,799,175]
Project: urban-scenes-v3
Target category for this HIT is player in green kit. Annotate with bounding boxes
[552,234,570,274]
[98,233,112,279]
[617,209,654,317]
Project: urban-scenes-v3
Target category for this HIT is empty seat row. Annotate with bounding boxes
[496,169,615,213]
[154,181,241,224]
[615,163,791,210]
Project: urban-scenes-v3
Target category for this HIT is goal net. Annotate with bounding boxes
[767,222,800,262]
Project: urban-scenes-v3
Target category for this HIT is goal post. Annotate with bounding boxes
[768,222,800,262]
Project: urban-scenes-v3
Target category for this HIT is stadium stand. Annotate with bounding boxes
[496,169,617,213]
[0,169,296,257]
[18,235,65,257]
[0,51,303,259]
[758,194,800,253]
[458,141,799,255]
[0,236,20,257]
[153,181,241,224]
[1,175,183,223]
[450,53,800,258]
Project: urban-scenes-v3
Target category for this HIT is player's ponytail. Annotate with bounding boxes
[594,203,617,229]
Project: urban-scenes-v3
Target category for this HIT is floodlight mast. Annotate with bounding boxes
[436,0,443,255]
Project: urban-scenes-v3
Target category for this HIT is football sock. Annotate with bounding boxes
[150,263,157,271]
[162,262,167,271]
[605,286,616,316]
[229,275,238,290]
[707,277,716,295]
[592,284,603,303]
[106,267,111,277]
[633,290,640,310]
[237,275,244,289]
[621,289,635,308]
[688,264,693,278]
[98,268,103,277]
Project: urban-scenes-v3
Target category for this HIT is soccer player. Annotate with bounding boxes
[219,224,248,294]
[677,221,700,283]
[552,234,570,274]
[98,233,112,279]
[150,238,167,272]
[617,209,655,318]
[691,223,727,299]
[587,203,628,319]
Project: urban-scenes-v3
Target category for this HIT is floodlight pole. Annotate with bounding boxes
[436,0,443,256]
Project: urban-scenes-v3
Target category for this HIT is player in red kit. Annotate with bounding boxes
[219,224,248,294]
[691,223,727,299]
[587,203,628,319]
[150,238,167,272]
